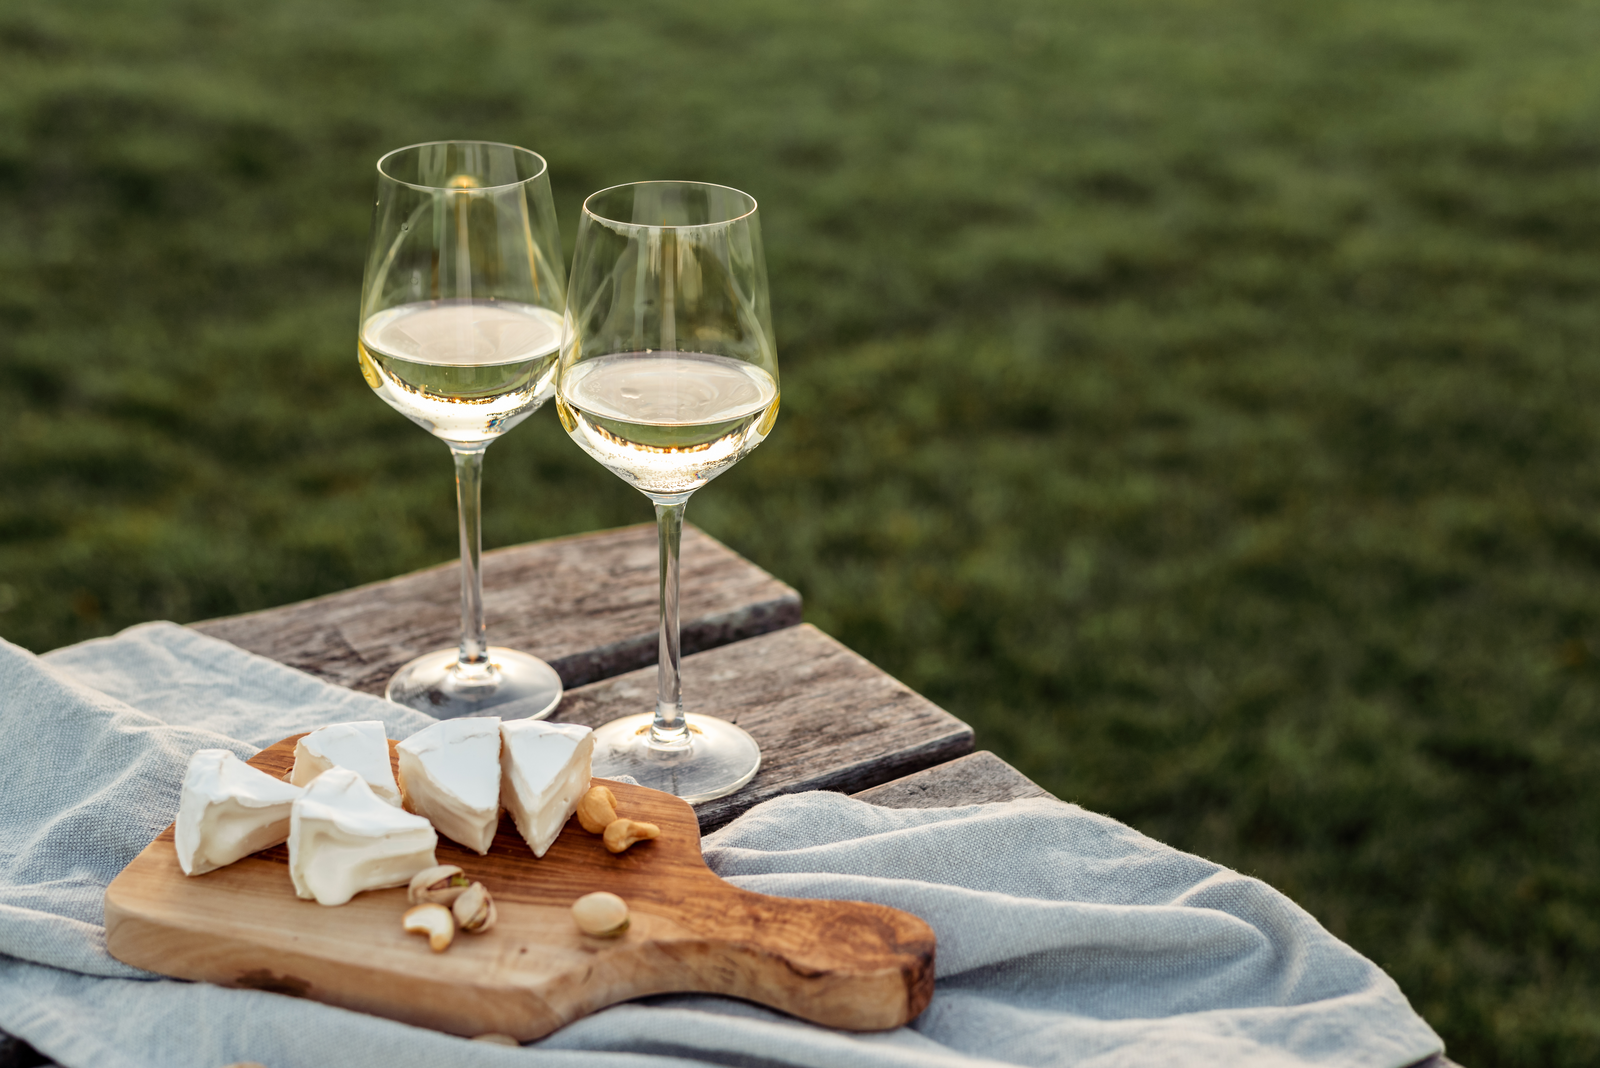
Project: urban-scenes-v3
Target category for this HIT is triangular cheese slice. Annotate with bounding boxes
[175,749,304,876]
[288,767,437,906]
[397,717,502,854]
[290,720,401,806]
[499,719,593,858]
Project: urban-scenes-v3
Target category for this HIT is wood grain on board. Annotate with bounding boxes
[852,751,1056,809]
[552,624,976,830]
[190,524,801,695]
[103,736,936,1042]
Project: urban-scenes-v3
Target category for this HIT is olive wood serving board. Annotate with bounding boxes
[103,734,936,1041]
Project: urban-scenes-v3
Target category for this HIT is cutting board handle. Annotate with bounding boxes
[624,875,936,1031]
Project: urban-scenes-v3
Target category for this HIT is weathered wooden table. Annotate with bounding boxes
[190,522,1035,827]
[0,524,1458,1068]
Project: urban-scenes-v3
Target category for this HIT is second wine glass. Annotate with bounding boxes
[358,140,567,719]
[557,181,779,802]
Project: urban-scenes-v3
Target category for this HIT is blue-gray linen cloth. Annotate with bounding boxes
[0,622,1445,1068]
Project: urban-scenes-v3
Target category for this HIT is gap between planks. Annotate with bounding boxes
[850,751,1056,809]
[552,623,974,829]
[190,524,800,695]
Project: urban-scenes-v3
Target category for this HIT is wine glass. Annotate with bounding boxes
[358,140,567,719]
[556,181,779,802]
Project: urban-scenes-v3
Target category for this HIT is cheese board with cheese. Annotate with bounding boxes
[104,730,937,1042]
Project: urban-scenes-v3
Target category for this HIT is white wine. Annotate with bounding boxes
[359,300,564,444]
[558,352,779,497]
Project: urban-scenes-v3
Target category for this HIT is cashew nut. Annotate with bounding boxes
[403,903,455,952]
[571,891,630,936]
[452,881,497,934]
[408,865,469,906]
[603,818,660,853]
[576,784,619,834]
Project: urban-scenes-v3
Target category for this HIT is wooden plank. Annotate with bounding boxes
[552,624,975,830]
[105,736,936,1043]
[191,524,800,695]
[851,751,1056,809]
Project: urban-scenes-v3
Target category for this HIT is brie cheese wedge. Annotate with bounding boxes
[289,720,401,806]
[288,767,437,906]
[175,749,304,876]
[500,719,594,858]
[397,717,502,854]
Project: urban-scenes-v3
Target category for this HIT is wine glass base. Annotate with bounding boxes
[385,647,563,721]
[590,713,761,804]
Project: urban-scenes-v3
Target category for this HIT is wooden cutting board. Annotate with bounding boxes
[103,734,936,1041]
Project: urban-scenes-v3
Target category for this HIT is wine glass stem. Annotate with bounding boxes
[652,497,690,748]
[452,444,491,675]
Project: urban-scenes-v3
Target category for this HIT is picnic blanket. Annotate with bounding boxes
[0,622,1446,1068]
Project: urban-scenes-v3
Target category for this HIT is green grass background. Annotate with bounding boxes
[3,0,1599,1062]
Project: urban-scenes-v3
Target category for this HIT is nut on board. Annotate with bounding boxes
[452,881,497,934]
[576,784,619,834]
[408,865,469,906]
[571,891,630,937]
[602,818,660,854]
[403,903,455,952]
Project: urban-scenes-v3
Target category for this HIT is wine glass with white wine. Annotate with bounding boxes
[557,181,779,802]
[358,140,567,718]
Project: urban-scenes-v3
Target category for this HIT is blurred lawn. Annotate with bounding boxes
[3,0,1599,1063]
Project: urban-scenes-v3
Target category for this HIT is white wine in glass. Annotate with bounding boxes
[557,181,779,802]
[560,352,778,496]
[358,141,568,719]
[360,300,563,443]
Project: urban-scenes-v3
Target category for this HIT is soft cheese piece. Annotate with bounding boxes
[289,720,402,806]
[499,719,594,858]
[175,749,304,876]
[288,767,437,906]
[396,717,502,854]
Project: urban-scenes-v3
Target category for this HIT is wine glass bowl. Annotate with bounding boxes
[557,181,779,801]
[358,298,563,444]
[359,141,568,719]
[559,182,778,500]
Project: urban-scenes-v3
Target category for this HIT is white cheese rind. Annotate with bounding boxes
[499,719,594,858]
[288,767,437,906]
[289,720,401,806]
[397,717,502,854]
[175,749,304,876]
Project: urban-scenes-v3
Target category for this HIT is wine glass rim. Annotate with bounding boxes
[583,180,758,229]
[376,140,550,193]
